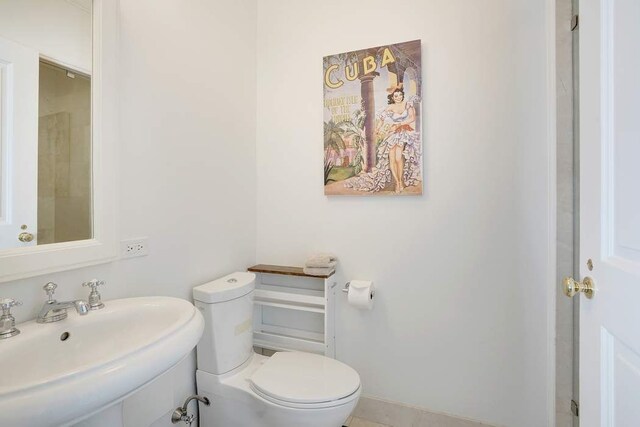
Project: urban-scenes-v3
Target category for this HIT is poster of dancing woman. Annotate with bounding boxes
[323,40,422,196]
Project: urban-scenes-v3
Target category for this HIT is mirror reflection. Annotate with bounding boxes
[0,0,92,250]
[38,60,91,244]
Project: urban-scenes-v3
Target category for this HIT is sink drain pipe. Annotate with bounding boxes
[171,395,210,426]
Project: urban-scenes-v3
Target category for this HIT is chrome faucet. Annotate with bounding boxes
[37,282,90,323]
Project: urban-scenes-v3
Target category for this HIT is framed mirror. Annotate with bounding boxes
[0,0,117,282]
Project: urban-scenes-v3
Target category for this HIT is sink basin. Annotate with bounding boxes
[0,296,204,426]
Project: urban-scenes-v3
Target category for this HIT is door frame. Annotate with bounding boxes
[546,0,559,424]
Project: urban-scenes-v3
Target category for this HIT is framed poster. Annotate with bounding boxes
[323,40,422,195]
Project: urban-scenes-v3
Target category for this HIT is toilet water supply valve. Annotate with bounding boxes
[171,395,210,426]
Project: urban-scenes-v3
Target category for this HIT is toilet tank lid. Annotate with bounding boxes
[193,272,255,303]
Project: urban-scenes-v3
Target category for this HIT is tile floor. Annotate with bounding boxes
[344,416,390,427]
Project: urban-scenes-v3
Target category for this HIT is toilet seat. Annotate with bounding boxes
[248,351,361,409]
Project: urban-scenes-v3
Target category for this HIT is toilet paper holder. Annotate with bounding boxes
[342,282,375,298]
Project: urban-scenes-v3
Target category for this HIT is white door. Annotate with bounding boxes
[0,36,38,249]
[578,0,640,424]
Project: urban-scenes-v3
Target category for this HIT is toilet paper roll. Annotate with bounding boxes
[347,280,375,310]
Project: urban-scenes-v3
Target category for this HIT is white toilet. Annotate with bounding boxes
[193,272,361,427]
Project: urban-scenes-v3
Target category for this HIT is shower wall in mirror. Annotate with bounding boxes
[38,61,91,244]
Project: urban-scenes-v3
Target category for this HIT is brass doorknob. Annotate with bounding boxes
[563,276,595,299]
[18,232,34,243]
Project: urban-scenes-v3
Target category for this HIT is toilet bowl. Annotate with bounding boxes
[193,272,361,427]
[197,351,360,426]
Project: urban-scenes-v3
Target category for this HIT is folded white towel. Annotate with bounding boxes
[303,266,336,277]
[305,253,338,268]
[304,260,337,270]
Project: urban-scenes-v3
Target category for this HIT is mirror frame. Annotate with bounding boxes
[0,0,118,282]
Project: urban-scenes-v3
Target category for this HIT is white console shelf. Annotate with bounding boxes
[248,264,337,358]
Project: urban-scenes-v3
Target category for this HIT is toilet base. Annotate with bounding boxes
[198,390,356,427]
[196,354,359,427]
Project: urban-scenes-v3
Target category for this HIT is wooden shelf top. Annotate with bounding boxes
[248,264,335,279]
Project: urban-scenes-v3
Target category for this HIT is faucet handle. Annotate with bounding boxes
[82,279,105,310]
[43,282,57,301]
[82,279,105,290]
[0,298,22,312]
[0,298,21,339]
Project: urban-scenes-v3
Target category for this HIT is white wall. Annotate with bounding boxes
[255,1,554,426]
[0,0,92,72]
[1,0,257,424]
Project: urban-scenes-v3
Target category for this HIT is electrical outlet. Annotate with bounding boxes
[121,238,149,259]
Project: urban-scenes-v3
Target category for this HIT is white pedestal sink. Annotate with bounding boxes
[0,297,204,427]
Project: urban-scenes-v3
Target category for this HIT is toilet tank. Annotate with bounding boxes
[193,272,255,375]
